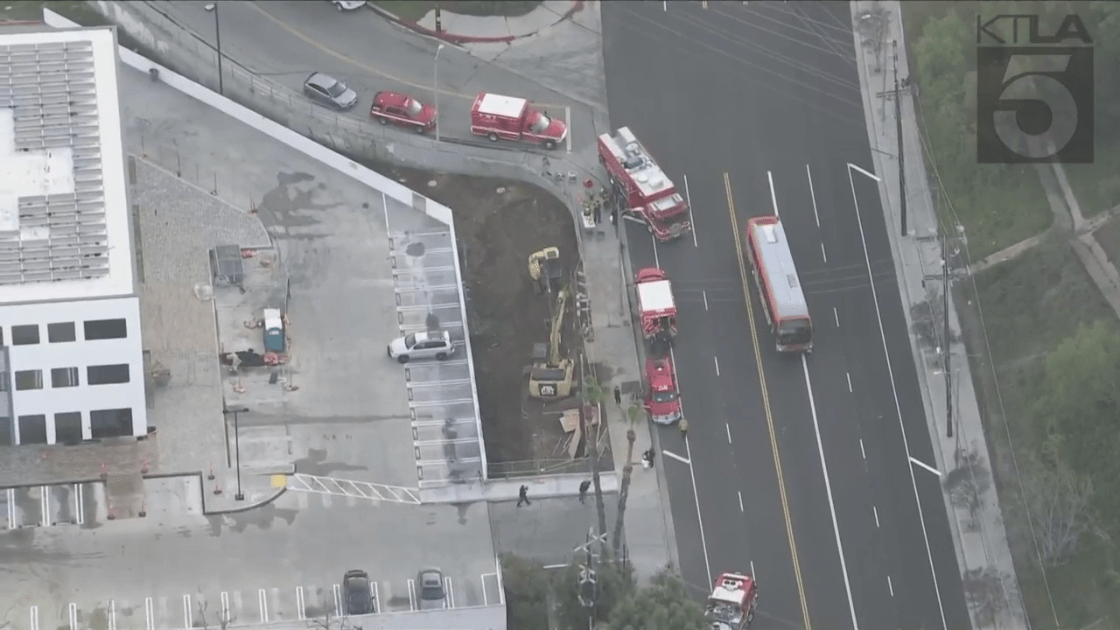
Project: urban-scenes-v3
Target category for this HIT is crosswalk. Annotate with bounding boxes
[18,573,503,630]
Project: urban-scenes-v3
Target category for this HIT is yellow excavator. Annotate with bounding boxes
[528,287,574,398]
[528,247,563,295]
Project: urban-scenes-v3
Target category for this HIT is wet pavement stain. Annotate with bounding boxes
[405,241,425,256]
[293,448,368,477]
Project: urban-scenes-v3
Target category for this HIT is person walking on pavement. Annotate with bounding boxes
[613,385,622,406]
[579,480,591,504]
[517,484,531,507]
[593,199,602,225]
[679,418,690,439]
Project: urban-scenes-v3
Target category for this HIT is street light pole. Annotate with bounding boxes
[205,3,224,96]
[434,44,445,142]
[223,404,249,500]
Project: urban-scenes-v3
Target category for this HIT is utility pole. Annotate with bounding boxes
[576,527,607,630]
[578,353,609,543]
[894,40,907,237]
[943,236,953,439]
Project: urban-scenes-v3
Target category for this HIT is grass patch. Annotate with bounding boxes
[372,0,542,22]
[1064,140,1120,219]
[956,240,1118,629]
[951,164,1052,261]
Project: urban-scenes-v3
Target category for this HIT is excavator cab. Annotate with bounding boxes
[529,247,564,295]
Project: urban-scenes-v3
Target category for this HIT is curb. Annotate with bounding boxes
[368,1,585,45]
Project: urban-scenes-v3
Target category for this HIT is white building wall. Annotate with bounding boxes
[0,296,147,444]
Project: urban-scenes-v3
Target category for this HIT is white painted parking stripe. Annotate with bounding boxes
[407,579,417,611]
[394,284,458,292]
[372,581,380,614]
[183,594,192,628]
[445,577,455,608]
[392,265,457,275]
[332,584,342,617]
[259,589,268,623]
[220,592,230,624]
[417,457,483,466]
[75,484,84,525]
[395,303,461,312]
[412,418,474,427]
[406,379,473,387]
[29,605,37,630]
[398,322,464,332]
[408,398,474,407]
[296,586,305,620]
[389,230,450,239]
[414,437,480,447]
[69,602,77,629]
[40,486,49,527]
[145,596,154,630]
[7,487,14,528]
[481,574,490,606]
[109,599,116,630]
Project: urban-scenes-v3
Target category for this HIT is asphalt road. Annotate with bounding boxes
[153,0,602,149]
[602,3,970,629]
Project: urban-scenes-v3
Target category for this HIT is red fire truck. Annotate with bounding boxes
[635,267,677,354]
[745,216,813,353]
[704,572,758,630]
[469,92,568,149]
[597,127,691,241]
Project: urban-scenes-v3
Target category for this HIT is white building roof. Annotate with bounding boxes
[749,218,809,320]
[476,93,527,119]
[0,27,133,304]
[636,278,674,313]
[600,127,676,200]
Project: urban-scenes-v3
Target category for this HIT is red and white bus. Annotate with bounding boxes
[745,216,813,353]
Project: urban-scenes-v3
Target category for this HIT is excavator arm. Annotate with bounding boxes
[548,288,569,366]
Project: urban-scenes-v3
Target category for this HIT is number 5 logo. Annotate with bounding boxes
[977,47,1093,164]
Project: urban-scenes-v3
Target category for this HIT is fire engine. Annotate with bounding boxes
[745,216,813,353]
[597,127,691,241]
[705,572,758,630]
[635,267,677,355]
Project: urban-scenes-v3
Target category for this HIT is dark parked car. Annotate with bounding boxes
[416,567,447,610]
[343,570,374,615]
[303,72,358,110]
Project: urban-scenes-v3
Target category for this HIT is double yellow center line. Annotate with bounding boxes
[724,172,811,630]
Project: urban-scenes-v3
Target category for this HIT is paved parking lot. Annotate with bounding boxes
[385,197,485,486]
[1,483,92,528]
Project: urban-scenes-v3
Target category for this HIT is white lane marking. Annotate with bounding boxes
[669,345,713,591]
[331,584,341,617]
[767,170,780,217]
[651,233,660,268]
[145,597,154,630]
[662,450,691,465]
[910,456,943,477]
[846,372,853,392]
[849,162,947,629]
[714,356,720,376]
[407,579,417,611]
[296,586,306,620]
[860,438,866,460]
[40,486,49,527]
[372,581,380,613]
[29,606,37,630]
[703,289,709,311]
[806,164,821,227]
[221,592,230,624]
[259,589,268,623]
[834,307,839,327]
[887,575,895,597]
[663,0,667,10]
[725,423,732,443]
[445,577,455,608]
[874,505,881,527]
[183,595,193,628]
[109,599,116,630]
[750,560,756,580]
[802,354,860,630]
[69,603,77,630]
[820,242,828,263]
[565,106,572,154]
[684,173,698,247]
[738,491,744,512]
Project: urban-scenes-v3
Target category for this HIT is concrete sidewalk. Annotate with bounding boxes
[853,2,1028,629]
[369,0,586,44]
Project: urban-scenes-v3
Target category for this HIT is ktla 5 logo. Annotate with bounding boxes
[976,14,1093,164]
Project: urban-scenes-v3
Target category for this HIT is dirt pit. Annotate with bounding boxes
[364,159,609,472]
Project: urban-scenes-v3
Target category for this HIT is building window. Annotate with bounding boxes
[54,412,83,445]
[14,370,43,391]
[90,408,133,439]
[48,322,76,343]
[84,318,127,341]
[87,364,130,386]
[0,327,4,345]
[18,414,47,444]
[0,371,8,392]
[0,418,10,447]
[11,325,40,345]
[51,367,80,388]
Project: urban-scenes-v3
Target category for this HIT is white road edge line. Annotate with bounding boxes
[738,491,744,512]
[565,106,572,154]
[661,449,690,465]
[703,289,709,311]
[670,345,713,590]
[802,354,860,630]
[184,594,193,628]
[873,505,881,527]
[683,173,698,247]
[910,456,942,477]
[849,162,948,629]
[714,356,720,376]
[725,422,732,444]
[847,372,853,392]
[767,170,780,217]
[806,164,821,227]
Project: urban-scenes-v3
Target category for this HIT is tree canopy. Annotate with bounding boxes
[501,555,551,630]
[607,571,708,630]
[552,555,634,630]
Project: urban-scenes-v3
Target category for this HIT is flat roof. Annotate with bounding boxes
[0,27,133,303]
[476,92,526,119]
[749,219,808,320]
[636,278,674,313]
[600,127,676,199]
